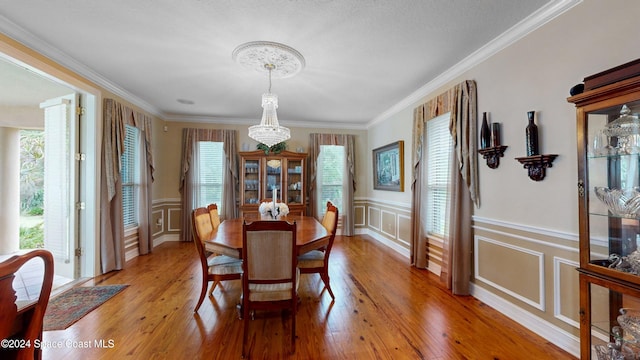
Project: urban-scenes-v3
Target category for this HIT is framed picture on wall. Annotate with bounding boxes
[373,140,404,191]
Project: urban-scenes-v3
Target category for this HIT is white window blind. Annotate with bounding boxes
[121,125,140,228]
[317,145,345,216]
[426,114,452,238]
[197,141,224,211]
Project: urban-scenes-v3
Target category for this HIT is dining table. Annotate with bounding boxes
[204,215,330,259]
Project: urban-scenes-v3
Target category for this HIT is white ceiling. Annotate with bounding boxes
[0,0,569,129]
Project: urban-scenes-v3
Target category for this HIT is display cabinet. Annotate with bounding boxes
[568,60,640,359]
[239,150,307,217]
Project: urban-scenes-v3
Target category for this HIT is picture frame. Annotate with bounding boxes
[373,140,404,191]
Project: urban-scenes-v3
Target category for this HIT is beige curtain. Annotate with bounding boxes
[308,133,356,235]
[179,128,238,242]
[101,98,155,273]
[410,80,478,295]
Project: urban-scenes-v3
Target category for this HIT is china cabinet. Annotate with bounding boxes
[239,150,307,218]
[568,60,640,359]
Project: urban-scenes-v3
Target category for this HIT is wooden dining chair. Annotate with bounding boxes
[241,220,298,357]
[192,207,243,313]
[0,249,54,360]
[207,203,221,230]
[297,201,338,299]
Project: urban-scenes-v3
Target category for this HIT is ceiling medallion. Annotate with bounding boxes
[232,41,305,79]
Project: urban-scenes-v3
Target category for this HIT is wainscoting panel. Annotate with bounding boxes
[398,214,411,245]
[359,198,411,258]
[475,236,545,310]
[553,257,579,328]
[152,199,182,245]
[368,206,381,231]
[152,209,163,237]
[472,216,580,354]
[354,204,365,227]
[380,210,397,238]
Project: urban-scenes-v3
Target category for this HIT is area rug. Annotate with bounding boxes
[43,285,128,331]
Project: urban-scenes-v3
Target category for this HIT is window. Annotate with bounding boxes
[425,113,453,238]
[121,125,140,229]
[317,145,345,216]
[197,141,224,211]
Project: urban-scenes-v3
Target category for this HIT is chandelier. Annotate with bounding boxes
[232,41,305,147]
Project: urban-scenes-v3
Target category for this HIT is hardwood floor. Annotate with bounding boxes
[41,235,576,359]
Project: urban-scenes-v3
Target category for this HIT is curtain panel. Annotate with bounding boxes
[101,98,155,273]
[308,133,356,236]
[179,128,238,242]
[410,80,478,295]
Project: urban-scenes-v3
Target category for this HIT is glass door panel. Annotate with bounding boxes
[243,159,260,204]
[587,100,640,273]
[287,159,303,204]
[265,158,282,202]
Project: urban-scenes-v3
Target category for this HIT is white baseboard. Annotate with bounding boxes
[355,228,410,258]
[470,282,580,358]
[154,234,181,247]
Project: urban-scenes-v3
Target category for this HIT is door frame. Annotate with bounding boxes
[0,39,102,278]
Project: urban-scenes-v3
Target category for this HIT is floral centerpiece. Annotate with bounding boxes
[258,201,289,219]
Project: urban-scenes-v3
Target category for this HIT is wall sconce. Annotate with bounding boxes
[515,111,558,181]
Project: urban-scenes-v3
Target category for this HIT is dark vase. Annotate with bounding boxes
[525,111,539,156]
[491,123,501,147]
[480,112,491,149]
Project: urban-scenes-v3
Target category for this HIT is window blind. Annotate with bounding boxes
[121,125,139,228]
[426,114,452,238]
[198,141,224,210]
[317,145,345,216]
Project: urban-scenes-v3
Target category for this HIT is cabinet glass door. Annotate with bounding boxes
[587,281,640,359]
[587,100,640,274]
[265,158,282,201]
[287,159,303,204]
[243,159,260,204]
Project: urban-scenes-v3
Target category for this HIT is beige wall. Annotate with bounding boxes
[152,120,368,201]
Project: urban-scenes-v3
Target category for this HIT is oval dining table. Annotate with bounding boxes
[204,215,330,259]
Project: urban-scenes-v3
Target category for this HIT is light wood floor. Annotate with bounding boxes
[41,235,576,359]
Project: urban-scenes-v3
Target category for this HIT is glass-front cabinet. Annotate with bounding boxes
[569,61,640,359]
[239,150,307,218]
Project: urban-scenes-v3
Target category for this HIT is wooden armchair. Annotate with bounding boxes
[241,220,298,357]
[297,201,338,299]
[0,249,54,360]
[192,207,243,313]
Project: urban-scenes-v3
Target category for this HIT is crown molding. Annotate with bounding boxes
[163,113,367,130]
[367,0,583,128]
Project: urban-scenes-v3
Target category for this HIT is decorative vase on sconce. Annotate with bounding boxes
[491,123,501,147]
[525,111,539,156]
[480,112,491,149]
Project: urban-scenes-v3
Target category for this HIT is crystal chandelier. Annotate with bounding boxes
[248,64,290,147]
[233,41,305,148]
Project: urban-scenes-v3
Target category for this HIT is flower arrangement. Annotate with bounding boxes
[258,201,290,218]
